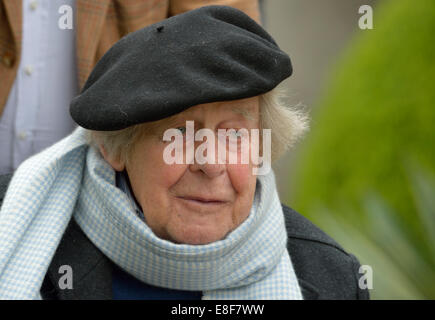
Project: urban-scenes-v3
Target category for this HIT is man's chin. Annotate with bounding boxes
[168,225,229,245]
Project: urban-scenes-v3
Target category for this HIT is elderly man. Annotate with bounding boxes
[0,6,369,300]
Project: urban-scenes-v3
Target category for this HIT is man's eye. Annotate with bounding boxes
[229,129,243,138]
[176,126,187,134]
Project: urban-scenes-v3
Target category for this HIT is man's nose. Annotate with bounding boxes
[189,161,226,178]
[188,138,226,178]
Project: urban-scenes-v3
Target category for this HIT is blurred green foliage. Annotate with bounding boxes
[312,163,435,299]
[288,0,435,298]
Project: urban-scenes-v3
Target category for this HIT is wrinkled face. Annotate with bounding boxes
[102,97,260,245]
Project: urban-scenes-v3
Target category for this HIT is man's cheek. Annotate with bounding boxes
[160,163,189,186]
[227,164,255,193]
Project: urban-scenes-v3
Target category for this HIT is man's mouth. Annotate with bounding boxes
[176,195,228,205]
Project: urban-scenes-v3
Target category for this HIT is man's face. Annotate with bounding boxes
[103,96,260,245]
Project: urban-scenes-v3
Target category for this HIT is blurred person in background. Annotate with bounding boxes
[0,0,260,175]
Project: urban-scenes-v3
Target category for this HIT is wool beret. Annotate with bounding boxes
[70,5,292,131]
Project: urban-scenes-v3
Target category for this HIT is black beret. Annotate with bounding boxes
[70,5,292,131]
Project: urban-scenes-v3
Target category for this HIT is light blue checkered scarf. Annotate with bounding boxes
[0,127,302,299]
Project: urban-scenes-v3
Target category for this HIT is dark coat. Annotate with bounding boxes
[0,173,369,300]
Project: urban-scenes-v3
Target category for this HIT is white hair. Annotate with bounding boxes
[259,88,309,160]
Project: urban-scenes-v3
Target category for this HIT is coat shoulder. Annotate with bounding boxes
[281,204,369,300]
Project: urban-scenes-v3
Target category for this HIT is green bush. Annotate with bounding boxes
[288,0,435,298]
[313,162,435,299]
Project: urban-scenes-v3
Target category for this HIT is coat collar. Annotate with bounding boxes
[75,0,111,88]
[2,0,22,53]
[43,217,113,299]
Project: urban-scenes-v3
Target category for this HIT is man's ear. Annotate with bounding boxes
[98,144,125,172]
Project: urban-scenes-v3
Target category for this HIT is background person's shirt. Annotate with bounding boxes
[0,0,77,174]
